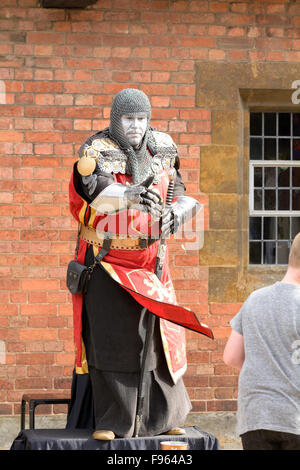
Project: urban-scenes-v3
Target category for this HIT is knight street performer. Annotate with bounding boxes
[67,88,213,441]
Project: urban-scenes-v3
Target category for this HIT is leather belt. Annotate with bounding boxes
[79,225,156,250]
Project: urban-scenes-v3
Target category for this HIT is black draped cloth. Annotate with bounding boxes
[66,369,94,430]
[10,426,220,450]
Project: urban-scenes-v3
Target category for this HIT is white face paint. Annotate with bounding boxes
[120,113,148,148]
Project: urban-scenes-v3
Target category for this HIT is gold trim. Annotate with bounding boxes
[101,261,122,283]
[78,200,87,225]
[88,205,97,228]
[93,244,98,257]
[75,339,89,374]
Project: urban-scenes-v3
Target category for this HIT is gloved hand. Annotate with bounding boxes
[161,196,201,237]
[125,176,163,221]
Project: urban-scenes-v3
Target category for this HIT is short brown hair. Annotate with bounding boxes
[289,232,300,268]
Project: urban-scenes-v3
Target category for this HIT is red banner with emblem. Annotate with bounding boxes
[100,260,213,338]
[97,259,213,383]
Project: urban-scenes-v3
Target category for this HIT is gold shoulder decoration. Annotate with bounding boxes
[79,137,128,175]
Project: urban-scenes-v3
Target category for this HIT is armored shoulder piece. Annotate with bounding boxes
[149,130,178,174]
[78,128,178,177]
[79,132,127,175]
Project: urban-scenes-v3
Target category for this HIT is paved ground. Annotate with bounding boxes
[218,436,242,450]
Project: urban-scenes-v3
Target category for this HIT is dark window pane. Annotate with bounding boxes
[292,139,300,161]
[254,189,262,210]
[264,113,276,136]
[293,113,300,137]
[249,242,261,264]
[278,190,290,210]
[264,138,276,160]
[264,167,276,187]
[292,167,300,187]
[292,190,300,210]
[254,167,262,187]
[278,138,290,160]
[250,113,262,136]
[292,218,300,238]
[264,217,276,239]
[264,190,276,210]
[250,137,262,160]
[249,112,300,266]
[277,242,290,264]
[279,113,291,136]
[278,167,290,187]
[277,217,290,240]
[249,217,262,240]
[263,241,276,264]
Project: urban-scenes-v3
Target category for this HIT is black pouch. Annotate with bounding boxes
[66,227,112,295]
[66,224,91,295]
[66,260,89,295]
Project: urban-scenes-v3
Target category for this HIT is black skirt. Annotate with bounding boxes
[89,364,191,438]
[82,245,162,373]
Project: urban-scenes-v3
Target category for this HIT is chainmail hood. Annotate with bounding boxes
[109,88,154,184]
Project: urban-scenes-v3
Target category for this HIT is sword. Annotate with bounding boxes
[134,169,176,438]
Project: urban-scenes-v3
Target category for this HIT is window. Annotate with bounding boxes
[249,112,300,265]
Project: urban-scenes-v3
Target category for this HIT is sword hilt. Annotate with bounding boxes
[155,169,176,275]
[165,168,176,208]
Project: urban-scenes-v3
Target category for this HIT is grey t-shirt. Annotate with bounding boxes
[230,281,300,436]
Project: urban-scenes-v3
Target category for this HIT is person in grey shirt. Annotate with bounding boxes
[223,232,300,450]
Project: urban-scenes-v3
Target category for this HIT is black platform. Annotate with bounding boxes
[10,426,220,451]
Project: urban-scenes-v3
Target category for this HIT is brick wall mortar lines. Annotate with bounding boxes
[0,0,298,416]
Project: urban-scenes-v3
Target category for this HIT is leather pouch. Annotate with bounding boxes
[66,260,89,295]
[66,226,112,295]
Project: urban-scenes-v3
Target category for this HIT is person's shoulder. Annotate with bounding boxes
[150,128,177,149]
[78,129,119,157]
[148,128,179,171]
[78,129,128,175]
[247,283,277,302]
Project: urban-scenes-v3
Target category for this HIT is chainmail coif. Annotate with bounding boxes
[109,88,154,184]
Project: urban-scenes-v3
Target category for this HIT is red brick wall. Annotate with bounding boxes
[0,0,298,416]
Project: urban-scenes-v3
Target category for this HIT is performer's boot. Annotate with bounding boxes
[92,430,115,441]
[165,427,186,435]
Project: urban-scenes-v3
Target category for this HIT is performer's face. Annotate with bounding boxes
[120,113,148,148]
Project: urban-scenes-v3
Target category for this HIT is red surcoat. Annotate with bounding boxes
[69,141,213,384]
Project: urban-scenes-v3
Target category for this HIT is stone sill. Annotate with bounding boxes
[247,265,287,273]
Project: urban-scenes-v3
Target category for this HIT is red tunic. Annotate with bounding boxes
[69,161,213,384]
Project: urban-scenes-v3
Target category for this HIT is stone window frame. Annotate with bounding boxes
[196,62,300,301]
